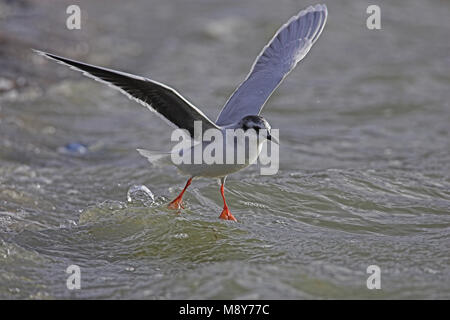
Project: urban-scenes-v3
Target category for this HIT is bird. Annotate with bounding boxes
[34,4,327,222]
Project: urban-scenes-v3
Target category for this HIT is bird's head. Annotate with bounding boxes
[237,115,278,144]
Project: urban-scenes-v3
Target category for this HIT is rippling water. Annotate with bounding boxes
[1,0,449,299]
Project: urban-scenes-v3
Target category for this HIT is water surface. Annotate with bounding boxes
[0,0,449,299]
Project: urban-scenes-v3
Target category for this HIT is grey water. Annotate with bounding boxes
[0,0,449,299]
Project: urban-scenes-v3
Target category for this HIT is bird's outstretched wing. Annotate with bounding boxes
[34,50,220,140]
[215,4,327,126]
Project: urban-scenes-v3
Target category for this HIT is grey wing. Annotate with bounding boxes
[34,50,220,140]
[215,4,327,126]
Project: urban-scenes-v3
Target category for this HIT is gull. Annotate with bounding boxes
[34,4,327,221]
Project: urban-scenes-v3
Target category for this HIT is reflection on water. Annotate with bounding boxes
[1,0,449,299]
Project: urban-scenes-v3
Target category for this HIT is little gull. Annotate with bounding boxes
[34,4,327,221]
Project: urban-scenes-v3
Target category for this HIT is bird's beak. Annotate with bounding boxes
[267,133,279,145]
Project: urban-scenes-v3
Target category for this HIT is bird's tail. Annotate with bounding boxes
[137,149,172,167]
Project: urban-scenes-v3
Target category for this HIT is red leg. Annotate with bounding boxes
[168,178,192,210]
[218,180,237,221]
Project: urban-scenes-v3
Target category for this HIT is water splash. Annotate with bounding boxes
[127,185,155,205]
